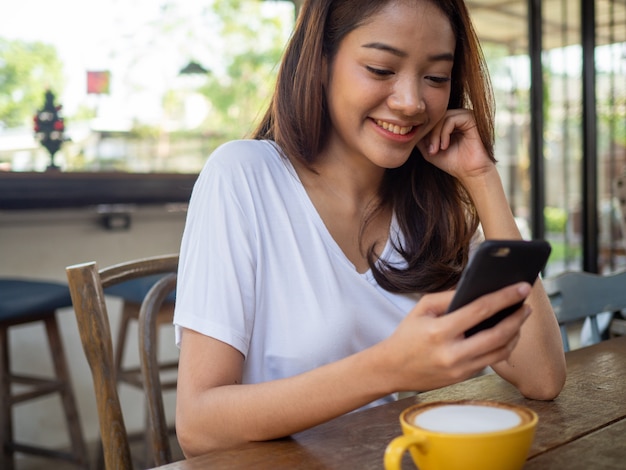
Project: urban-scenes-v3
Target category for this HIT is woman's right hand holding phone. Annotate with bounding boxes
[374,282,532,393]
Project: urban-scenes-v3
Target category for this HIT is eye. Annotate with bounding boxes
[426,75,451,85]
[366,66,394,77]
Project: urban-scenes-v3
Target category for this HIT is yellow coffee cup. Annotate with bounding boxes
[384,400,538,470]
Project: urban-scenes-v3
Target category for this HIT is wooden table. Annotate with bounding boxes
[154,336,626,469]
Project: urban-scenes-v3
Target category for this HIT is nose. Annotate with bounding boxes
[388,77,426,116]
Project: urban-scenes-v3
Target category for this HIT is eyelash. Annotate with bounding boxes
[365,66,451,84]
[427,76,451,84]
[366,66,393,77]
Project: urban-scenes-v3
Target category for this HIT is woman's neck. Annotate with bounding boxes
[289,151,391,273]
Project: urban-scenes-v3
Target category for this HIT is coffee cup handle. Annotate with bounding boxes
[384,434,428,470]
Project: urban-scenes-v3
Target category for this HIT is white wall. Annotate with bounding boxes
[0,205,186,453]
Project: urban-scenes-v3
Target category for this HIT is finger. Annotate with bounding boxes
[439,112,472,150]
[444,282,532,337]
[471,331,522,369]
[456,314,525,371]
[439,117,456,150]
[420,132,440,156]
[412,290,456,319]
[421,116,448,155]
[467,304,530,349]
[454,306,529,373]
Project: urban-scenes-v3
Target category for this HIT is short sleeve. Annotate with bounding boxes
[173,145,257,356]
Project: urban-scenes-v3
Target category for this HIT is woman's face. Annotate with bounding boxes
[323,0,455,171]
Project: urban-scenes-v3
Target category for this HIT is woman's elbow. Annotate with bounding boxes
[176,418,205,458]
[176,409,251,458]
[519,369,566,401]
[176,412,223,458]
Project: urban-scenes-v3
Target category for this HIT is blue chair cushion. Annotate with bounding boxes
[104,274,176,304]
[0,279,73,322]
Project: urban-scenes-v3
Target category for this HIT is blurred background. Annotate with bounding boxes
[0,1,625,467]
[1,0,625,274]
[0,0,294,173]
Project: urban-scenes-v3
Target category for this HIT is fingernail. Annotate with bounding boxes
[428,144,435,154]
[518,283,531,296]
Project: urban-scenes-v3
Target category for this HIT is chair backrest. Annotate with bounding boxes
[543,270,626,351]
[66,254,178,469]
[615,170,626,241]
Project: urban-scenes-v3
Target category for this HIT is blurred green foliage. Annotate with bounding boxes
[544,206,568,233]
[0,38,64,128]
[196,0,291,141]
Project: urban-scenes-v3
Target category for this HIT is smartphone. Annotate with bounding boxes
[447,239,552,337]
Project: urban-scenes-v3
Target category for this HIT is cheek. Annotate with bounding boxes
[329,63,385,110]
[425,88,451,120]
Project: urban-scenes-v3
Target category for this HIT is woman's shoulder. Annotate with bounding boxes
[207,139,283,169]
[199,139,295,190]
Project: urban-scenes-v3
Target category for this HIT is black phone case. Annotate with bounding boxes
[447,239,552,337]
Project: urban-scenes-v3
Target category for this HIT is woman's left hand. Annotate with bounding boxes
[417,109,494,183]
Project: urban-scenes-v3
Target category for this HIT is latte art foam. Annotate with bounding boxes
[413,404,522,434]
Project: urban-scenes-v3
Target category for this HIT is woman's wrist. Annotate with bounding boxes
[462,167,522,239]
[458,165,501,199]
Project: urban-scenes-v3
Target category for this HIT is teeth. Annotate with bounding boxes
[376,120,413,135]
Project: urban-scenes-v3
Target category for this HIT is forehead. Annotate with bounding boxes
[346,0,456,54]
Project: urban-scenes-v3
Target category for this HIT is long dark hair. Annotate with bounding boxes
[254,0,495,293]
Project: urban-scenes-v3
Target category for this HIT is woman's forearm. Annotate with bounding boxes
[462,168,567,399]
[462,168,522,241]
[493,281,566,400]
[176,343,392,457]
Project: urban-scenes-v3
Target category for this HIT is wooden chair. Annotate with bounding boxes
[66,254,178,469]
[0,279,89,470]
[104,276,177,391]
[103,275,178,467]
[544,270,626,351]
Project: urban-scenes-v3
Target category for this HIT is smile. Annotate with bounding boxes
[375,119,414,136]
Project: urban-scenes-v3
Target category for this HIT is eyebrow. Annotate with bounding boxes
[362,42,454,62]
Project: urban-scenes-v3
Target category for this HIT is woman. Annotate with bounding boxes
[174,0,566,457]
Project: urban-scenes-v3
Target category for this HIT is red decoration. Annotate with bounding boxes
[87,70,111,94]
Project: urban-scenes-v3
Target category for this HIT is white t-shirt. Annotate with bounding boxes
[174,140,421,408]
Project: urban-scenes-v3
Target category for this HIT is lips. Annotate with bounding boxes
[375,119,413,136]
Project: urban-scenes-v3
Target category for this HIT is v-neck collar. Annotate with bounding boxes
[278,149,396,277]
